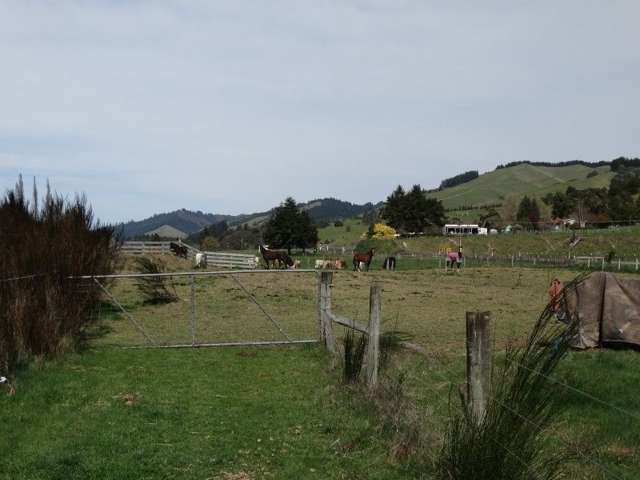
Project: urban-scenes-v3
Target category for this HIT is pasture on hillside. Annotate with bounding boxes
[318,221,640,261]
[427,163,614,209]
[2,264,639,479]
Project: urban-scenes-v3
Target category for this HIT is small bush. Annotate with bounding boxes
[372,223,397,240]
[133,257,178,304]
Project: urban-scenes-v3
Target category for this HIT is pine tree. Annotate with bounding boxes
[263,197,318,254]
[381,184,445,232]
[381,185,405,230]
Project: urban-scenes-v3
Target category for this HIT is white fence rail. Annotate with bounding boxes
[121,241,173,255]
[121,241,258,269]
[203,251,258,269]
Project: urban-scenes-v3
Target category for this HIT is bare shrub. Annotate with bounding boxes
[0,176,119,374]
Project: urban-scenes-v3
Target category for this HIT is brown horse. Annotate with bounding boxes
[259,245,293,269]
[353,248,375,271]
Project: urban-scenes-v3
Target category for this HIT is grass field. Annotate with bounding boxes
[318,222,640,260]
[318,218,368,246]
[428,163,614,209]
[2,264,639,479]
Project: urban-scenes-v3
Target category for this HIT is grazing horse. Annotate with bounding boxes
[259,245,293,269]
[383,256,396,271]
[170,242,188,259]
[353,248,375,271]
[194,252,206,269]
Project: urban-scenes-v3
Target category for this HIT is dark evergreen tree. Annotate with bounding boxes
[516,196,532,224]
[516,196,540,229]
[381,185,405,230]
[608,192,636,224]
[424,197,447,228]
[263,197,318,254]
[381,184,445,231]
[543,192,575,218]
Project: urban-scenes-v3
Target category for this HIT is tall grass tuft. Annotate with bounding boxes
[0,176,119,374]
[133,257,178,304]
[379,330,414,371]
[436,276,584,480]
[343,328,367,384]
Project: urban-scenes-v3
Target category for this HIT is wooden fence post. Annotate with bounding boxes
[466,311,492,422]
[190,275,197,346]
[319,272,336,356]
[366,284,382,389]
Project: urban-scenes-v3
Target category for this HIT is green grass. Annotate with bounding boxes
[318,218,368,246]
[428,163,614,209]
[318,225,640,259]
[0,347,411,480]
[2,265,639,479]
[400,226,640,259]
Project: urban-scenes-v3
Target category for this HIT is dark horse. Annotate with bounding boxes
[259,245,293,269]
[353,248,375,271]
[170,241,188,259]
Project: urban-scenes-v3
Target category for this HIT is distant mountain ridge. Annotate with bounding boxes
[119,209,236,239]
[120,159,638,238]
[119,198,377,239]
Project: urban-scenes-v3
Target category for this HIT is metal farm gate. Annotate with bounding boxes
[84,269,320,349]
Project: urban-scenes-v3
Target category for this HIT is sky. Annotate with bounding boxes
[0,1,639,224]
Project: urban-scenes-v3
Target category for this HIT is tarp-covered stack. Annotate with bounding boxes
[565,272,640,349]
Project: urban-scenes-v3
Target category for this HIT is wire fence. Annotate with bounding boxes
[83,270,321,348]
[317,273,639,479]
[3,267,639,478]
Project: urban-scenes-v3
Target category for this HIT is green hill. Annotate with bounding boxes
[429,163,614,209]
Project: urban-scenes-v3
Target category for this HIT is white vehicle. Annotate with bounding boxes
[442,224,487,236]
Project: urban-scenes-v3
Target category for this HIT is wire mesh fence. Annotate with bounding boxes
[87,270,320,348]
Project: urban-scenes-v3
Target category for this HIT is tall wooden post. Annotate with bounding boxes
[319,272,336,356]
[466,311,492,422]
[190,275,197,346]
[366,285,382,389]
